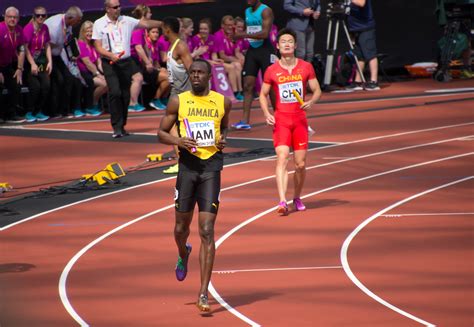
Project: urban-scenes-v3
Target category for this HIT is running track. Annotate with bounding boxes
[1,79,473,326]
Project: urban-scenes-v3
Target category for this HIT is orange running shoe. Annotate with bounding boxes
[196,294,211,312]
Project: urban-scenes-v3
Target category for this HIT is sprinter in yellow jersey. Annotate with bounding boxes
[158,59,231,313]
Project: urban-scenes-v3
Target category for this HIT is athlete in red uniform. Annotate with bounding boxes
[260,28,321,215]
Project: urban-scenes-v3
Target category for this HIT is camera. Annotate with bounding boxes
[326,0,351,18]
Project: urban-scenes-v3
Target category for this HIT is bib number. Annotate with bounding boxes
[278,81,303,104]
[189,120,215,147]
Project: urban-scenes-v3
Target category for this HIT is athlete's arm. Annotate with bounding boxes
[301,78,322,110]
[217,97,232,151]
[177,41,193,71]
[259,82,275,126]
[158,96,198,150]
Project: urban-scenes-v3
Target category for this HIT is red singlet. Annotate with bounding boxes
[263,59,316,150]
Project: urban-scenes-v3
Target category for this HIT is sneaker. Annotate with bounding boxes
[35,112,50,121]
[196,294,210,312]
[234,92,244,101]
[293,198,306,211]
[460,70,474,79]
[232,120,251,130]
[25,112,37,123]
[73,109,85,118]
[276,201,288,216]
[346,82,364,91]
[364,81,380,91]
[175,243,192,281]
[149,98,166,110]
[112,132,123,138]
[6,116,26,123]
[121,128,130,136]
[163,163,179,174]
[128,104,146,112]
[85,105,102,117]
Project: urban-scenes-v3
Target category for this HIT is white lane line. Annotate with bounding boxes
[425,88,474,93]
[213,266,342,274]
[3,122,470,232]
[341,176,473,327]
[208,152,472,326]
[382,212,474,218]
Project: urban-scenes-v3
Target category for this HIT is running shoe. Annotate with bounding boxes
[163,163,179,174]
[196,294,210,312]
[345,82,363,91]
[293,198,306,211]
[73,109,85,118]
[276,201,288,215]
[232,120,251,130]
[25,112,37,123]
[128,104,146,112]
[364,81,380,91]
[35,112,50,121]
[175,243,192,281]
[85,105,102,117]
[149,98,166,110]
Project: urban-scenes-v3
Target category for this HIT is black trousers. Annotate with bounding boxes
[25,66,50,115]
[0,63,21,120]
[81,71,95,109]
[49,56,82,116]
[102,57,138,133]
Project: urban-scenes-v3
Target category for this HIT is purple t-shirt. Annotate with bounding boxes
[22,22,51,56]
[0,22,24,67]
[237,38,249,53]
[158,34,169,52]
[78,39,99,72]
[130,28,145,60]
[214,29,238,57]
[191,34,215,60]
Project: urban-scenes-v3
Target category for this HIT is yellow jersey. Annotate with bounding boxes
[177,90,225,160]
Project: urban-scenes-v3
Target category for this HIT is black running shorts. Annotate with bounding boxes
[242,42,276,78]
[175,170,221,214]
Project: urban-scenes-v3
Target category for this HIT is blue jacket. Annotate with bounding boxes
[348,0,376,32]
[284,0,321,31]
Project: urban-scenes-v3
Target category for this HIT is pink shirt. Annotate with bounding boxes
[22,22,51,56]
[270,24,278,48]
[191,34,216,60]
[158,34,169,52]
[146,39,160,63]
[237,38,249,53]
[0,22,24,67]
[78,39,99,72]
[214,29,238,57]
[130,28,145,60]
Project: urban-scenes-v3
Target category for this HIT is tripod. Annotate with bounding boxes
[323,13,366,88]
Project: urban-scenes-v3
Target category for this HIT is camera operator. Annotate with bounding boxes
[346,0,380,91]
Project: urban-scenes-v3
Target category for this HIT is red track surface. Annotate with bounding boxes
[1,79,473,326]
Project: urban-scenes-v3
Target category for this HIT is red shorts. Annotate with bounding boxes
[273,111,308,150]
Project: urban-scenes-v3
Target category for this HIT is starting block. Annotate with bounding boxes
[0,182,12,193]
[82,162,126,186]
[146,153,163,162]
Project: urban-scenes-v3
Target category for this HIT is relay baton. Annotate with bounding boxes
[110,51,125,64]
[183,118,197,153]
[291,89,304,106]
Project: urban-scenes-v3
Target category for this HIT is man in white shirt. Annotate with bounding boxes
[93,0,162,138]
[45,6,83,118]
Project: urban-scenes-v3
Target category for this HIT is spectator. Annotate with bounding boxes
[45,6,84,118]
[180,17,195,53]
[23,6,52,123]
[234,16,249,66]
[78,20,107,116]
[214,15,244,101]
[0,6,26,123]
[146,26,171,110]
[128,4,149,113]
[92,0,162,138]
[283,0,321,62]
[346,0,380,91]
[191,19,219,64]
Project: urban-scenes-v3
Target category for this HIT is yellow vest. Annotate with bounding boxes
[178,90,225,160]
